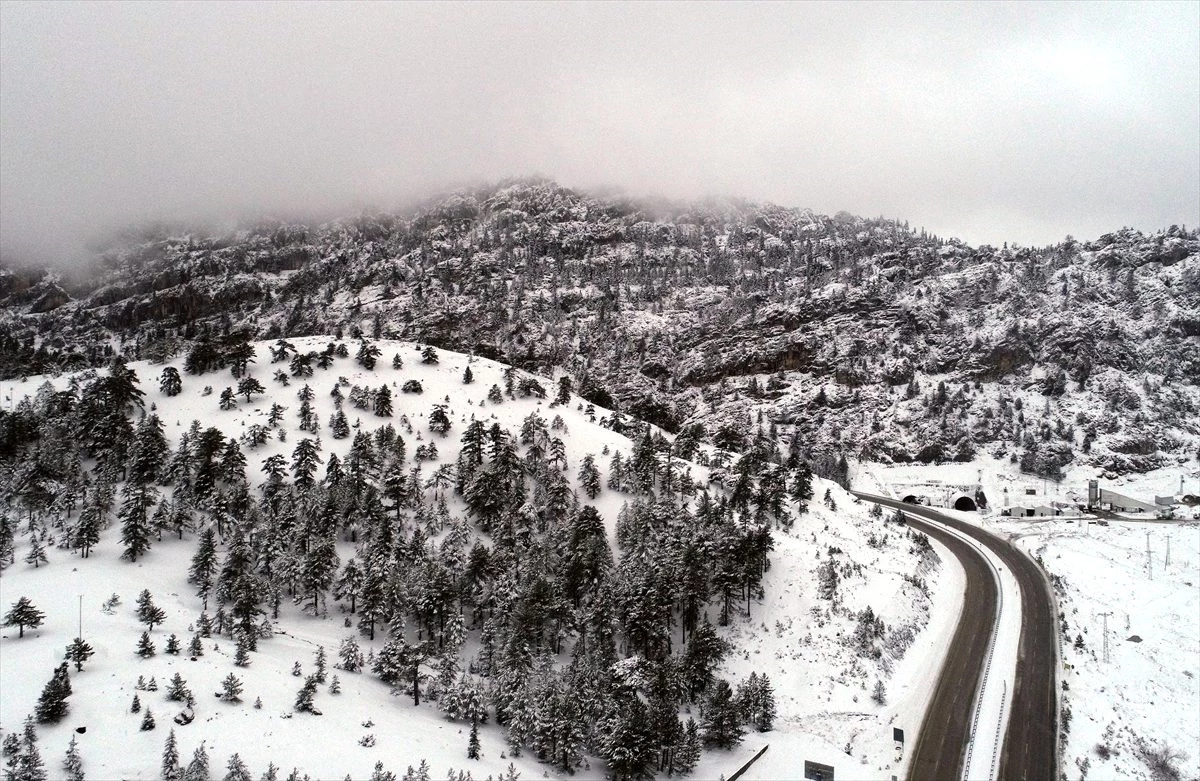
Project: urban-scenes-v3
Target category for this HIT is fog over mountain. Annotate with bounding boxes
[1,1,1197,266]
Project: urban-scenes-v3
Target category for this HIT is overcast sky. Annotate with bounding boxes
[2,1,1197,264]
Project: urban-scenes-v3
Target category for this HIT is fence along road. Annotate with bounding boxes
[852,492,1059,781]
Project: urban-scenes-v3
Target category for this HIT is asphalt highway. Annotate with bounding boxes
[851,493,1059,781]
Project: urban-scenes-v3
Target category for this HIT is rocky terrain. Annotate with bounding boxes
[3,179,1198,479]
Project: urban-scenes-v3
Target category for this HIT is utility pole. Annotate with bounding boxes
[1145,531,1152,581]
[1165,534,1171,571]
[1098,612,1112,663]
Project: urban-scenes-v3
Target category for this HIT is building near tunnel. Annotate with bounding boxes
[1086,480,1158,514]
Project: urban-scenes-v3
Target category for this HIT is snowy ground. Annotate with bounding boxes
[694,488,962,781]
[1,339,964,781]
[1003,519,1200,781]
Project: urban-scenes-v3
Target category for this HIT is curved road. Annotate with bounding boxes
[852,492,1058,781]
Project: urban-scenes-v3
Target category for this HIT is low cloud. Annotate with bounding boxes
[2,1,1196,267]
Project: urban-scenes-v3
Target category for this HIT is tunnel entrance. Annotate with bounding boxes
[954,496,978,512]
[902,495,918,504]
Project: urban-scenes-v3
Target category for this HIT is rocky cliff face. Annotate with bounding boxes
[3,180,1197,476]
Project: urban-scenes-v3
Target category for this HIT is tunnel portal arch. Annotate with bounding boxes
[953,495,978,512]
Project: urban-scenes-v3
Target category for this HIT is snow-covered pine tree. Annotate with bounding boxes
[294,675,319,713]
[24,536,47,568]
[118,484,156,561]
[162,729,182,781]
[166,672,192,703]
[189,633,204,657]
[140,708,155,731]
[181,742,209,781]
[62,734,84,781]
[34,662,71,723]
[136,631,156,658]
[135,589,166,631]
[223,753,252,781]
[189,528,219,609]
[4,596,45,638]
[166,634,181,655]
[676,718,701,773]
[220,673,243,703]
[577,455,601,499]
[700,679,744,748]
[313,646,327,683]
[17,717,47,781]
[338,636,364,672]
[467,722,480,760]
[65,636,94,671]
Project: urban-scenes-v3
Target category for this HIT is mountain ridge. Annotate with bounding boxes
[3,179,1197,478]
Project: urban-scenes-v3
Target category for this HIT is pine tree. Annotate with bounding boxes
[329,674,342,695]
[131,693,142,713]
[420,345,438,365]
[136,589,167,632]
[555,375,572,405]
[234,634,251,667]
[220,673,243,703]
[160,367,183,397]
[374,386,393,417]
[4,596,45,638]
[162,729,182,781]
[136,631,156,658]
[73,503,102,558]
[17,717,47,781]
[118,485,156,562]
[682,618,729,700]
[2,732,20,780]
[330,409,350,439]
[237,377,266,403]
[790,462,814,513]
[62,734,84,781]
[467,722,480,760]
[577,455,601,499]
[219,388,237,410]
[462,365,474,384]
[140,708,156,731]
[35,663,72,723]
[294,675,319,713]
[189,633,204,658]
[24,536,48,569]
[392,353,404,370]
[676,718,701,773]
[313,646,328,684]
[64,637,95,671]
[700,679,744,748]
[356,340,381,370]
[166,633,181,655]
[333,558,363,614]
[165,672,192,704]
[182,742,210,781]
[223,753,251,781]
[338,636,364,672]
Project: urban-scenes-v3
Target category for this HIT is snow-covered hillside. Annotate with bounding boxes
[3,181,1197,486]
[1,339,957,780]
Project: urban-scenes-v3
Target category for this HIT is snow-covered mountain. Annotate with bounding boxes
[2,179,1197,482]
